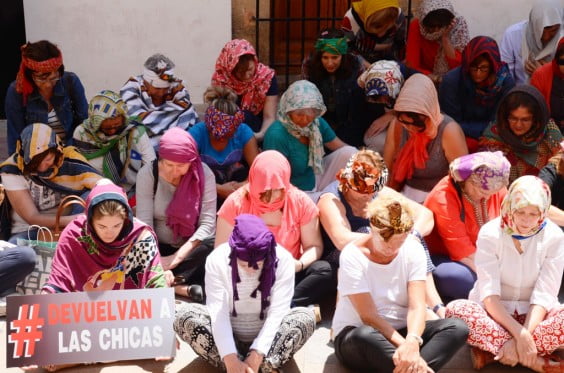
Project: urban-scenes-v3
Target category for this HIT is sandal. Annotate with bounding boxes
[187,284,203,304]
[470,347,495,370]
[542,354,564,373]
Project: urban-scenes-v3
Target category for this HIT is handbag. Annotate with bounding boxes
[16,195,86,294]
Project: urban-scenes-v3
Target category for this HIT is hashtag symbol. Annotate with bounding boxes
[8,304,45,358]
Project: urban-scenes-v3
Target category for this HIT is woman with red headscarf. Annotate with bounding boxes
[136,127,217,302]
[216,150,331,313]
[5,40,88,154]
[212,39,279,141]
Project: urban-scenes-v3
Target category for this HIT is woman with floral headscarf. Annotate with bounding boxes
[358,60,405,154]
[318,149,447,319]
[189,86,259,206]
[216,150,331,311]
[479,85,563,183]
[332,196,469,373]
[424,151,511,302]
[531,37,564,131]
[136,128,217,302]
[405,0,469,85]
[440,36,516,150]
[120,53,199,149]
[263,80,356,194]
[501,0,563,85]
[73,90,155,196]
[5,40,88,154]
[446,176,564,372]
[303,28,367,147]
[383,73,468,203]
[0,123,101,243]
[212,39,279,141]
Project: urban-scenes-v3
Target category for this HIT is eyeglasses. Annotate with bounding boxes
[507,115,533,126]
[469,65,490,73]
[395,112,427,132]
[32,72,60,84]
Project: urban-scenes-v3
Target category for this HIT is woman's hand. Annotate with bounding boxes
[244,350,264,373]
[514,329,538,368]
[495,338,519,366]
[392,339,427,373]
[160,252,182,271]
[218,181,238,199]
[164,270,175,287]
[224,353,252,373]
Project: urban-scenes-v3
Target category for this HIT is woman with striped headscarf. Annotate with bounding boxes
[73,90,156,197]
[0,123,102,243]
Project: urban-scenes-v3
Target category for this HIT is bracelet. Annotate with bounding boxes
[406,333,423,346]
[299,260,304,272]
[432,303,445,313]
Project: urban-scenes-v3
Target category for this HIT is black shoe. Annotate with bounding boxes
[188,285,204,304]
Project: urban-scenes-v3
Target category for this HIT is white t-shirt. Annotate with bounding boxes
[469,217,564,314]
[332,235,427,337]
[1,173,63,234]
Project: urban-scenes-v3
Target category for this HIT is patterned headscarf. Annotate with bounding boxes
[461,36,511,107]
[74,90,139,184]
[449,151,510,191]
[369,201,413,241]
[142,59,178,89]
[418,0,469,76]
[357,60,404,104]
[158,128,205,240]
[352,0,400,25]
[211,39,275,115]
[204,105,245,140]
[314,37,348,55]
[278,80,327,175]
[523,0,563,65]
[392,73,444,184]
[15,42,63,105]
[0,123,101,194]
[337,150,389,194]
[228,214,278,320]
[500,175,551,238]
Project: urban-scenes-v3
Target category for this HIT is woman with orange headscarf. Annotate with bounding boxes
[216,150,331,313]
[383,73,468,203]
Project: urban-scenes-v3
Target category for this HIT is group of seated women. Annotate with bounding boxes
[1,1,564,371]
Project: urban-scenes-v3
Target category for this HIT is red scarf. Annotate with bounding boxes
[15,44,63,105]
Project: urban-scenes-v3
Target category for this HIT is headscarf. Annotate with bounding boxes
[352,0,400,25]
[142,59,178,89]
[228,214,278,319]
[211,39,275,115]
[391,73,444,185]
[247,151,292,215]
[418,0,470,76]
[314,37,348,55]
[357,60,404,105]
[481,85,562,168]
[500,175,551,238]
[159,128,205,240]
[523,0,564,66]
[449,151,511,191]
[15,42,63,105]
[277,80,327,174]
[44,180,162,292]
[204,105,245,140]
[0,123,101,194]
[369,201,413,241]
[337,150,389,194]
[74,90,140,184]
[461,36,511,107]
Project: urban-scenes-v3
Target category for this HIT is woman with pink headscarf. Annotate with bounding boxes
[136,127,217,302]
[216,150,331,313]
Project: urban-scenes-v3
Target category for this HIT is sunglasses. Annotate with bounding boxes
[395,112,427,132]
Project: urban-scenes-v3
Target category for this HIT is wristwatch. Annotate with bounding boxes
[406,333,424,346]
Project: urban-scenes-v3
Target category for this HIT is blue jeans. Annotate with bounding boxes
[0,245,36,296]
[431,255,477,303]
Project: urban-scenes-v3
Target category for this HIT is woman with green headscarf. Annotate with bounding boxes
[73,90,156,197]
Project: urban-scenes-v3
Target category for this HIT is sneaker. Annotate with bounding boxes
[308,304,322,323]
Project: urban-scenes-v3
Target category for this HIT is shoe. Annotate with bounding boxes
[543,354,564,373]
[0,297,6,317]
[308,304,322,323]
[187,285,204,304]
[470,347,495,370]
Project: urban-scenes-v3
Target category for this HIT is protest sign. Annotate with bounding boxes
[6,288,175,367]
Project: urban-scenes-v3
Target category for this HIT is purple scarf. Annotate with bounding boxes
[159,128,205,240]
[228,214,278,319]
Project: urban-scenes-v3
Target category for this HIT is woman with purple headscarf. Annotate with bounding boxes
[174,214,315,373]
[136,127,217,302]
[424,151,511,303]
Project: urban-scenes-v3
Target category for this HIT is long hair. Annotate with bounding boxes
[305,28,357,82]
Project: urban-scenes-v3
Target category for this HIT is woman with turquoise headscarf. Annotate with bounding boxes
[73,90,156,197]
[263,80,356,197]
[446,175,564,372]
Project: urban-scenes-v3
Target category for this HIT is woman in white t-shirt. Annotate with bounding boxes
[332,195,468,373]
[446,175,564,372]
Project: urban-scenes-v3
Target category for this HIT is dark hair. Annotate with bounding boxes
[232,54,255,77]
[204,85,239,115]
[22,40,65,88]
[422,9,454,30]
[304,28,357,82]
[23,148,61,175]
[497,91,542,132]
